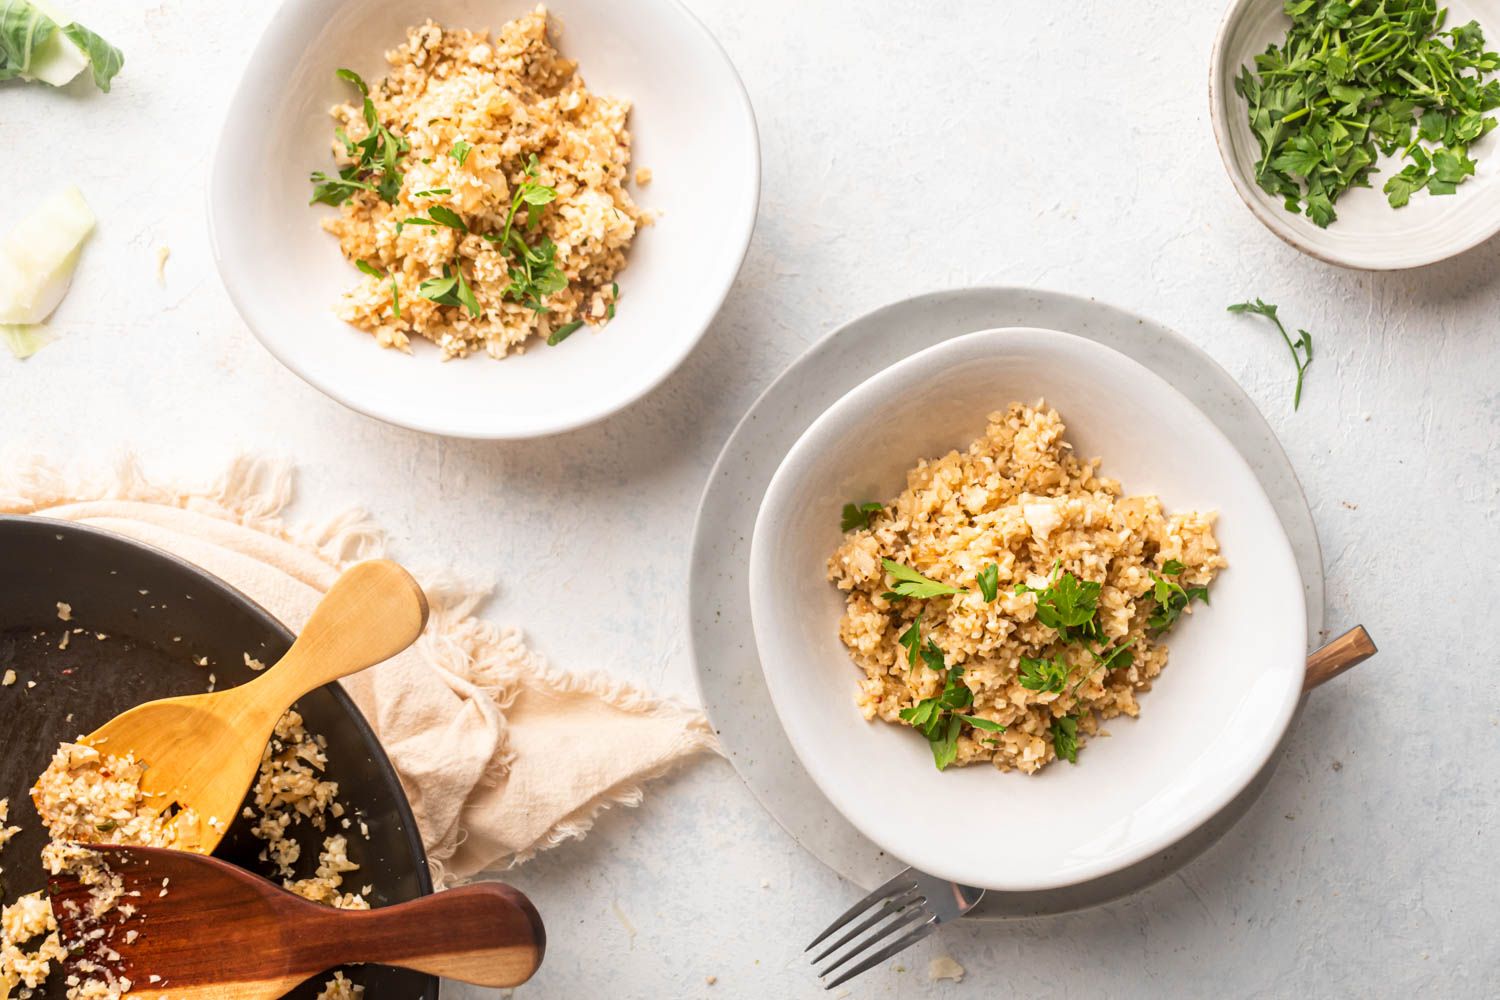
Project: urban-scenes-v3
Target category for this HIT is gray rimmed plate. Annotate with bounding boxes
[687,286,1326,920]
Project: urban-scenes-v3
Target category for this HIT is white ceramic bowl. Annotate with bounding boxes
[1210,0,1500,269]
[210,0,758,439]
[748,328,1307,892]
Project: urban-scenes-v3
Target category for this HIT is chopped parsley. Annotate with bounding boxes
[1018,654,1072,694]
[840,501,883,532]
[1065,638,1137,699]
[896,642,989,770]
[1235,0,1500,226]
[547,320,584,346]
[1089,638,1136,673]
[479,154,568,315]
[1051,715,1080,764]
[976,563,1000,602]
[449,140,473,166]
[353,259,400,318]
[897,611,924,666]
[309,68,408,206]
[417,264,480,318]
[1147,559,1210,633]
[1228,299,1314,411]
[1014,563,1102,642]
[881,559,967,600]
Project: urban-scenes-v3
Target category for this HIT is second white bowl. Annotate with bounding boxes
[210,0,759,438]
[748,328,1307,892]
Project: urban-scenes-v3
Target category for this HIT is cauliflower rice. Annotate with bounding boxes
[827,403,1224,772]
[2,711,373,998]
[321,6,646,359]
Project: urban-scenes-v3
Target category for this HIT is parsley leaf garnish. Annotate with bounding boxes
[353,259,400,318]
[1147,562,1210,633]
[1014,563,1102,642]
[1018,654,1072,693]
[1228,299,1314,410]
[919,637,946,674]
[895,645,990,771]
[897,611,924,667]
[882,559,967,599]
[1051,715,1080,764]
[310,68,408,206]
[929,716,962,770]
[976,563,1000,602]
[449,140,473,166]
[1065,638,1137,699]
[547,320,584,346]
[1235,0,1500,226]
[840,501,883,532]
[417,264,480,318]
[479,155,568,314]
[1089,638,1136,673]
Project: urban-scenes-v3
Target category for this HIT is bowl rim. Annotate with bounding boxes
[206,0,761,440]
[1207,0,1500,271]
[0,513,437,995]
[747,325,1308,892]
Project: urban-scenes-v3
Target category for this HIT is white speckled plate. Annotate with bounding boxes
[687,287,1327,920]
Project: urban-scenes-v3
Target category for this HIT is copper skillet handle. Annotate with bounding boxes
[1303,625,1377,692]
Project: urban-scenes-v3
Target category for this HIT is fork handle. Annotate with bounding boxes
[325,883,545,987]
[1303,625,1376,692]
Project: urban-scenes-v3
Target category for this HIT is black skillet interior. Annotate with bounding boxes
[0,516,438,999]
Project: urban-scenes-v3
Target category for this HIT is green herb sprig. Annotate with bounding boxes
[417,264,480,318]
[1051,715,1080,764]
[1228,299,1314,410]
[976,564,1000,602]
[479,155,569,316]
[1014,563,1102,643]
[841,501,883,532]
[1018,654,1072,694]
[1147,560,1210,633]
[354,259,400,318]
[896,641,1003,770]
[310,68,408,206]
[881,559,967,600]
[1235,0,1500,226]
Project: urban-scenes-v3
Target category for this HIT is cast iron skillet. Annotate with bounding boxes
[0,516,438,999]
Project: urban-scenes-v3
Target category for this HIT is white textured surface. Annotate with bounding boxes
[4,1,1497,997]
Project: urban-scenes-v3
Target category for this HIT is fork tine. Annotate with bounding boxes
[822,917,938,991]
[809,889,921,964]
[804,868,918,952]
[816,904,927,979]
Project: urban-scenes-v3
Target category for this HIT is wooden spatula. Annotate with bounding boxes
[49,844,545,996]
[43,560,429,855]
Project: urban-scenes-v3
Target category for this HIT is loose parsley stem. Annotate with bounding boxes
[1228,300,1314,411]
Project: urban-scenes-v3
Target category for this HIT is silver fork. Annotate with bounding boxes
[805,868,985,989]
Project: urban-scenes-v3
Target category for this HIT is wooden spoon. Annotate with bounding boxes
[49,844,544,996]
[43,560,429,855]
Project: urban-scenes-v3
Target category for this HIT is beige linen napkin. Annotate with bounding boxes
[0,456,717,883]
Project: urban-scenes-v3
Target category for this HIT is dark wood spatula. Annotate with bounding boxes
[49,845,545,998]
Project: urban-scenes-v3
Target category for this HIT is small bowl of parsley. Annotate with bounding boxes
[1210,0,1500,268]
